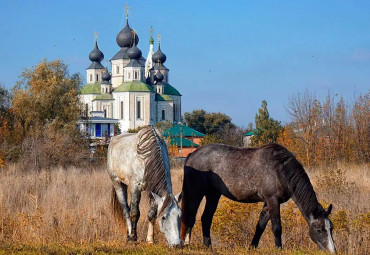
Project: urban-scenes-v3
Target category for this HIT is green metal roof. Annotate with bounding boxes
[163,83,181,96]
[166,137,200,147]
[244,130,257,136]
[80,83,101,94]
[155,94,173,101]
[163,125,205,137]
[113,81,154,93]
[93,94,114,101]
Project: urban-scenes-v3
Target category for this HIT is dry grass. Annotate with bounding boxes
[0,163,369,254]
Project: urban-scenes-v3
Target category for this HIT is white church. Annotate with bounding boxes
[79,8,181,137]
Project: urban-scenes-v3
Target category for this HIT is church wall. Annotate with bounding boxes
[156,101,174,123]
[86,69,104,83]
[79,94,95,116]
[111,59,129,88]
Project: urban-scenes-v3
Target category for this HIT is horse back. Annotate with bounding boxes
[184,143,291,203]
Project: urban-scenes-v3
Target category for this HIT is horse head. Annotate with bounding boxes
[152,192,183,247]
[308,204,336,253]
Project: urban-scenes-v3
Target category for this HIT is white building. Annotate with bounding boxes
[79,14,181,134]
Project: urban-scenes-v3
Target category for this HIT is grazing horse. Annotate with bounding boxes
[108,126,182,246]
[181,143,336,253]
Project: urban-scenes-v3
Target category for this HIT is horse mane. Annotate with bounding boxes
[137,126,170,197]
[263,144,325,218]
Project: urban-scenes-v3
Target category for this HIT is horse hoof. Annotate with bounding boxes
[203,236,212,247]
[127,236,138,242]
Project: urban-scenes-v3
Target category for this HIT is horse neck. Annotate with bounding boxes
[284,158,324,221]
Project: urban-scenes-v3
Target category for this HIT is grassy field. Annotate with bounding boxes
[0,163,368,254]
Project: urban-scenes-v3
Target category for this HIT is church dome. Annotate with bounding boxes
[127,42,142,60]
[89,41,104,62]
[102,68,111,82]
[116,20,139,48]
[152,44,166,64]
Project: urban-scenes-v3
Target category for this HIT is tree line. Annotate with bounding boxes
[0,59,368,169]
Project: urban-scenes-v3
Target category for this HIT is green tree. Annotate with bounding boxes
[184,109,235,134]
[184,109,206,133]
[251,100,283,146]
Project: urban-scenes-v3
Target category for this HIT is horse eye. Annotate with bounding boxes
[162,216,166,221]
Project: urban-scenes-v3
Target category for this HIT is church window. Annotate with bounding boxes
[90,74,92,82]
[85,103,88,117]
[116,66,119,74]
[161,110,165,120]
[137,100,141,119]
[104,109,107,118]
[105,88,108,93]
[96,74,99,82]
[128,72,131,79]
[120,101,124,119]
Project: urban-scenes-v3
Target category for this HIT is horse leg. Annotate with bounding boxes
[128,185,141,242]
[146,196,157,244]
[112,181,132,239]
[251,203,270,248]
[182,192,204,245]
[266,198,282,248]
[201,192,221,247]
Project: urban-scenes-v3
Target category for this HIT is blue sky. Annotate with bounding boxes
[0,0,369,127]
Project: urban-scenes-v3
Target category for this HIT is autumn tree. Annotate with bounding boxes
[9,59,88,169]
[352,92,370,162]
[251,100,283,146]
[0,84,12,167]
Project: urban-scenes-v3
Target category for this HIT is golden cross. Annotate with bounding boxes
[150,26,153,38]
[125,3,130,20]
[157,33,161,44]
[94,31,98,42]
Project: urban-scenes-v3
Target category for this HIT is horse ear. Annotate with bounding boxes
[174,192,183,203]
[151,192,164,206]
[326,204,333,215]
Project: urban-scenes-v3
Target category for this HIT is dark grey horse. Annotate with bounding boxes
[180,143,336,253]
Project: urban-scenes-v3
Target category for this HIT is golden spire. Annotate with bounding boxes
[157,33,161,44]
[150,26,153,38]
[94,31,98,42]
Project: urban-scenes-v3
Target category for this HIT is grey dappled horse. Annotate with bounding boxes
[108,126,182,246]
[181,143,336,253]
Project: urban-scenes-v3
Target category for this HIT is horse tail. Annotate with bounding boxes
[110,186,125,224]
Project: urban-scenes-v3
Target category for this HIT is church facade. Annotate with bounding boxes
[79,14,181,134]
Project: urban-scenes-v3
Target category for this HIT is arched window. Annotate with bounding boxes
[105,88,108,93]
[96,74,99,82]
[104,109,107,118]
[137,101,141,119]
[128,72,131,79]
[116,66,119,74]
[90,74,92,82]
[85,103,88,117]
[162,110,165,120]
[120,101,124,119]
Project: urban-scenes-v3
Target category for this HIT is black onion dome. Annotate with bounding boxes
[154,71,164,83]
[89,41,104,62]
[116,20,139,48]
[152,44,167,64]
[127,43,142,60]
[102,69,111,82]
